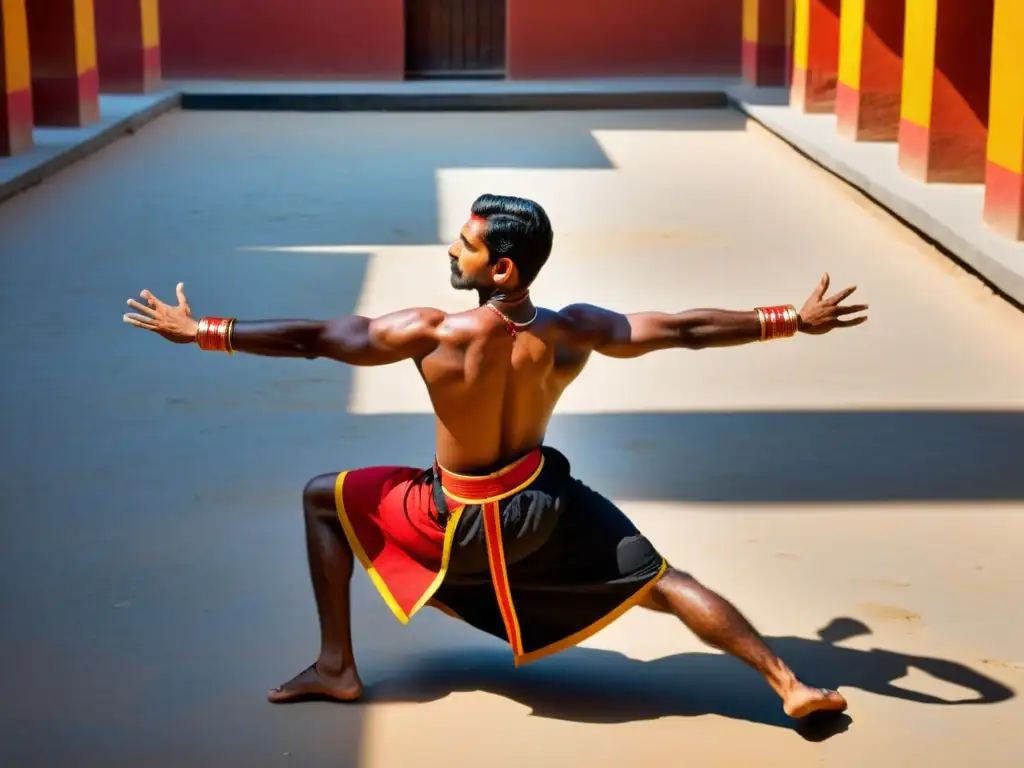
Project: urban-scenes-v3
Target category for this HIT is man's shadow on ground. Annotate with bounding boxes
[367,618,1015,740]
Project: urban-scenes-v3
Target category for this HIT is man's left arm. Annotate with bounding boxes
[557,273,867,358]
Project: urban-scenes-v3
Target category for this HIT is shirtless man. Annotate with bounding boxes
[123,194,866,721]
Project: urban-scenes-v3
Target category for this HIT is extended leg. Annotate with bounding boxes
[643,567,847,719]
[268,473,364,704]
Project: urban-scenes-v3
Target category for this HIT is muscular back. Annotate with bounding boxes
[419,307,588,473]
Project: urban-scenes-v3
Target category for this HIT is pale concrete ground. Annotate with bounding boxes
[0,109,1022,766]
[728,84,1024,307]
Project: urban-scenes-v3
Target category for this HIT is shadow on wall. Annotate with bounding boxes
[369,616,1015,740]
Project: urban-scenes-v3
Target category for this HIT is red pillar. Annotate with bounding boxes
[898,0,995,183]
[836,0,906,141]
[743,0,793,87]
[1,0,33,156]
[27,0,100,127]
[95,0,161,93]
[791,0,841,113]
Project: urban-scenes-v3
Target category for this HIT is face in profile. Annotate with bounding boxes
[448,216,518,292]
[448,216,492,291]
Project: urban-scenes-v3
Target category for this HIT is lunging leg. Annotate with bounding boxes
[268,473,364,704]
[643,567,847,719]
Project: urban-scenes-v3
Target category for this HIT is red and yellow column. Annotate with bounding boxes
[95,0,161,93]
[836,0,906,141]
[1,0,33,155]
[27,0,100,126]
[984,0,1024,240]
[791,0,841,112]
[742,0,793,87]
[898,0,995,183]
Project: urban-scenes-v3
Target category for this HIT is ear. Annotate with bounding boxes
[492,257,518,285]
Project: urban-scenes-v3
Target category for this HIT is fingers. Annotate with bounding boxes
[827,285,857,305]
[126,298,156,317]
[815,272,830,300]
[834,303,868,317]
[140,289,164,309]
[176,282,190,312]
[835,316,868,328]
[123,313,156,329]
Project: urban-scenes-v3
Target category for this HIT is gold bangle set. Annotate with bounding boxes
[196,317,236,354]
[755,305,799,341]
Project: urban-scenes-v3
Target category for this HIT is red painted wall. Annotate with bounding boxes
[158,0,741,81]
[508,0,741,78]
[159,0,405,80]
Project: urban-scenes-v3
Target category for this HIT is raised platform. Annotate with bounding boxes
[727,84,1024,309]
[0,92,180,206]
[173,77,732,112]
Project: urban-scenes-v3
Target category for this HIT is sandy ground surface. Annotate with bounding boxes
[1,109,1022,767]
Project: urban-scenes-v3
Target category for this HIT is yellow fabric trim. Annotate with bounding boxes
[441,456,546,505]
[408,504,466,618]
[334,471,465,626]
[334,471,410,624]
[513,558,670,668]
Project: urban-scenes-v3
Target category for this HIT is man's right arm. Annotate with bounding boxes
[123,283,445,366]
[228,310,444,366]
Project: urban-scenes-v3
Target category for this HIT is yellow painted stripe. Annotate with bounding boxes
[900,0,938,128]
[988,0,1024,173]
[838,0,865,89]
[2,0,31,93]
[743,0,760,44]
[793,0,810,70]
[74,0,97,75]
[141,0,160,49]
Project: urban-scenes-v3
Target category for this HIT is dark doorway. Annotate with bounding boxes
[405,0,506,79]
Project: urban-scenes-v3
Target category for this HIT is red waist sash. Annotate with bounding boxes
[436,448,545,505]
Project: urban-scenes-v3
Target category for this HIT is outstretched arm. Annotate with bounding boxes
[123,283,444,366]
[557,273,867,358]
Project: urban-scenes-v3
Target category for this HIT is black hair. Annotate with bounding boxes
[470,193,554,287]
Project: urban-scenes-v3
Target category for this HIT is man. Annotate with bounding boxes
[124,194,866,720]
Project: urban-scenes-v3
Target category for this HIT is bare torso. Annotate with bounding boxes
[418,305,587,473]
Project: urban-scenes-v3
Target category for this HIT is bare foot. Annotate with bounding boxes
[783,684,848,719]
[268,662,364,704]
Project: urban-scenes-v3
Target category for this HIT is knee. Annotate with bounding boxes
[651,566,698,600]
[303,473,339,521]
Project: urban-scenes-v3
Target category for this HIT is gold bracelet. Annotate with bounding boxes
[755,305,799,341]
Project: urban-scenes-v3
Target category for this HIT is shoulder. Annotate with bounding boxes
[552,303,623,345]
[363,307,448,347]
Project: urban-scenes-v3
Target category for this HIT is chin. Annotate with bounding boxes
[449,274,478,291]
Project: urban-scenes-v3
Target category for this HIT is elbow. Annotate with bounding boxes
[675,327,710,351]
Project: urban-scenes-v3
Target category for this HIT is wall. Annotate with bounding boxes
[159,0,405,80]
[508,0,741,78]
[159,0,740,81]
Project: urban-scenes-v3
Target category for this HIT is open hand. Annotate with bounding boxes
[123,282,199,344]
[798,273,868,335]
